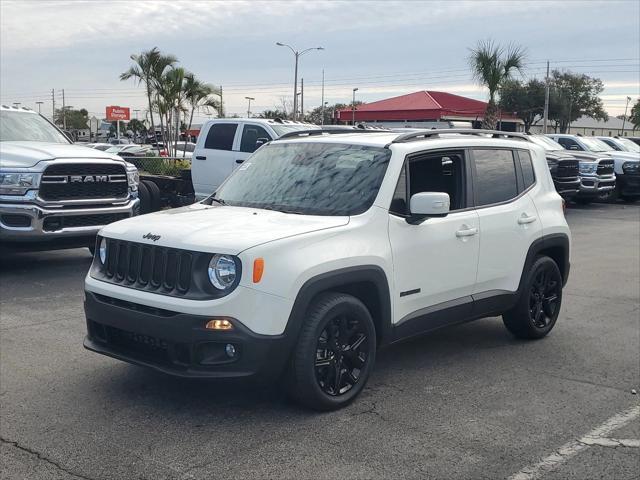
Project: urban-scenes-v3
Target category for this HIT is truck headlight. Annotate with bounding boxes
[622,161,639,174]
[208,254,239,290]
[0,172,40,195]
[125,163,139,192]
[578,162,598,174]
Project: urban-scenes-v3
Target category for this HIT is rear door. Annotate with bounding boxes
[192,122,240,199]
[471,148,542,295]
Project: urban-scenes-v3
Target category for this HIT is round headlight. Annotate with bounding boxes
[98,238,107,264]
[208,254,237,290]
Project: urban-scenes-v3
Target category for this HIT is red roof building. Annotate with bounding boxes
[336,91,522,130]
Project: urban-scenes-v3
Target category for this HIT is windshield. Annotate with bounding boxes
[211,142,391,216]
[530,135,564,151]
[271,124,321,136]
[0,110,70,144]
[581,137,614,152]
[617,138,640,152]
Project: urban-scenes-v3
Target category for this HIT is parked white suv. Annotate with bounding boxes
[84,129,571,410]
[191,118,319,199]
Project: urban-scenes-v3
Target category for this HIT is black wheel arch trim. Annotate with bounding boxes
[518,233,570,291]
[284,265,393,349]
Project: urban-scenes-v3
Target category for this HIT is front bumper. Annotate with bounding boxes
[576,174,615,198]
[617,173,640,197]
[83,291,291,379]
[552,177,580,198]
[0,198,139,243]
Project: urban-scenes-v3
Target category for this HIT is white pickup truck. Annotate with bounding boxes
[0,105,140,252]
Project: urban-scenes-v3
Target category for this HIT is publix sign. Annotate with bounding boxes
[105,106,130,121]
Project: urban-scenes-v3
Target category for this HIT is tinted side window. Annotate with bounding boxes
[240,125,272,153]
[518,150,535,189]
[473,149,518,206]
[204,123,237,150]
[557,137,580,150]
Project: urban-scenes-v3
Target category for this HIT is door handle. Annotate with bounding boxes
[518,213,537,225]
[455,226,478,238]
[195,156,206,160]
[235,159,244,164]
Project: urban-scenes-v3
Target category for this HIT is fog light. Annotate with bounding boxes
[205,319,234,331]
[225,343,237,358]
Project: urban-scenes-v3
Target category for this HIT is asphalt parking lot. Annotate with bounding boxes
[1,202,638,480]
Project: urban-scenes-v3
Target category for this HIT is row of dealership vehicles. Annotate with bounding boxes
[1,105,638,253]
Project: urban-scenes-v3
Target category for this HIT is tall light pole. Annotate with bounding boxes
[276,42,324,121]
[621,96,631,136]
[245,96,255,118]
[35,101,43,114]
[352,88,359,126]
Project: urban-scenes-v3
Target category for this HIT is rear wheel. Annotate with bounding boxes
[285,292,376,411]
[142,180,162,212]
[503,256,563,339]
[137,181,151,214]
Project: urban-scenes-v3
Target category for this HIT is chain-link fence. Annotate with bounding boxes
[126,157,191,176]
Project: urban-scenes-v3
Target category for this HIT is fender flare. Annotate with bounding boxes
[517,233,570,295]
[282,265,393,349]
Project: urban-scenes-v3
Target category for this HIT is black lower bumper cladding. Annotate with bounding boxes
[83,291,290,380]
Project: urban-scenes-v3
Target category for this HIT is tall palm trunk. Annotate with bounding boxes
[184,107,195,158]
[145,82,155,144]
[482,99,499,130]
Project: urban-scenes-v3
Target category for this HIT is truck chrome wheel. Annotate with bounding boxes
[314,314,369,396]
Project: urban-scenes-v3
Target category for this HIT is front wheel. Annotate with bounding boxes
[285,292,376,411]
[503,256,563,339]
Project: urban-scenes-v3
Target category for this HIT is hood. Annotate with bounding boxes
[564,151,606,163]
[100,202,350,254]
[0,141,123,168]
[601,151,639,161]
[545,150,576,161]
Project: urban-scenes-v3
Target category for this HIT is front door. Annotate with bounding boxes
[388,150,479,325]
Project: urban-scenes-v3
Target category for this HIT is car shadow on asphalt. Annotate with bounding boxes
[0,248,92,275]
[83,317,521,418]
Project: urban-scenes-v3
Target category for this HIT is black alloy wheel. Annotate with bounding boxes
[314,314,370,396]
[503,256,563,339]
[286,292,376,410]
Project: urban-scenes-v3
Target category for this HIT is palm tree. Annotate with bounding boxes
[182,74,220,156]
[469,40,526,129]
[120,48,176,144]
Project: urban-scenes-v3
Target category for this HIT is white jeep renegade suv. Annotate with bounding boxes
[84,129,571,410]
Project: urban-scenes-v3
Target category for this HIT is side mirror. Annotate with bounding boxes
[407,192,450,224]
[255,137,269,148]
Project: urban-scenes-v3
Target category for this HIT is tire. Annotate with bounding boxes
[503,256,563,339]
[137,181,151,214]
[142,180,162,212]
[285,292,377,411]
[621,195,639,203]
[574,197,592,205]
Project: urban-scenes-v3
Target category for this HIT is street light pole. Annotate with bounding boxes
[276,42,324,121]
[245,96,255,118]
[352,88,359,126]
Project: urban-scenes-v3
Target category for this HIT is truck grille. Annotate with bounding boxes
[42,213,129,232]
[597,160,614,176]
[102,239,193,295]
[40,163,128,201]
[556,159,579,179]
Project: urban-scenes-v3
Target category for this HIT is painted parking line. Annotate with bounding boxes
[508,405,640,480]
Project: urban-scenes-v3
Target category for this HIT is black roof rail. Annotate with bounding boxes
[277,127,390,140]
[391,128,532,144]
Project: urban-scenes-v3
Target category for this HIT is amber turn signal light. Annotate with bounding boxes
[253,258,264,283]
[205,319,234,331]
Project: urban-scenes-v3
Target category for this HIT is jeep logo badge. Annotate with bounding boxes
[143,233,161,242]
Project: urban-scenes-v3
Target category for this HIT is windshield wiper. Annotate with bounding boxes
[208,197,227,206]
[258,204,305,215]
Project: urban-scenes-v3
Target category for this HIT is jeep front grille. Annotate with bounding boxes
[40,163,128,201]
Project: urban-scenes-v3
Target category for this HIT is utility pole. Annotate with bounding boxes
[36,101,43,114]
[219,85,224,118]
[133,109,140,119]
[300,78,304,120]
[51,89,56,124]
[352,88,359,125]
[62,89,66,129]
[245,96,254,118]
[321,69,325,125]
[621,96,631,135]
[542,60,550,134]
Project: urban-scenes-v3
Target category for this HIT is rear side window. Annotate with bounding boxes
[556,137,580,150]
[518,150,536,189]
[204,123,237,150]
[472,149,518,206]
[240,125,272,153]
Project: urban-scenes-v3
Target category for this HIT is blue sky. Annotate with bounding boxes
[1,0,638,123]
